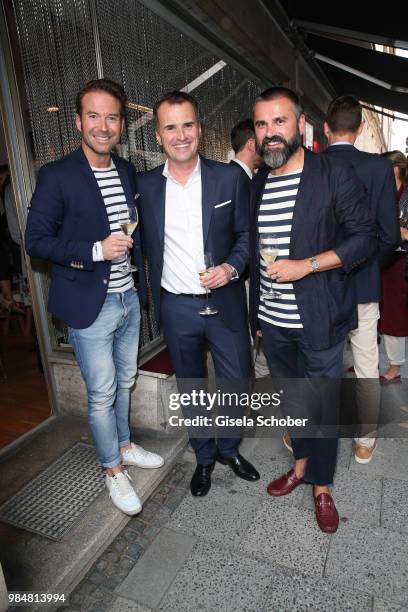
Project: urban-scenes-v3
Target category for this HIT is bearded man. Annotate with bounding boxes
[248,87,376,533]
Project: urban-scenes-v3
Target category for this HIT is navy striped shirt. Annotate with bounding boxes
[92,163,134,294]
[258,169,303,329]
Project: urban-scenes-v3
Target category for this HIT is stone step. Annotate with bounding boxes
[0,416,187,611]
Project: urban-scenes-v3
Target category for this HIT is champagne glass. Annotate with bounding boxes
[259,233,282,299]
[197,252,218,316]
[117,203,139,274]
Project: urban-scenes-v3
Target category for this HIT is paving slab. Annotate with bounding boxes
[381,478,408,534]
[166,484,261,549]
[325,523,408,605]
[157,539,274,612]
[110,597,153,611]
[301,468,382,527]
[239,498,330,575]
[349,439,408,481]
[261,564,373,612]
[336,437,354,469]
[116,528,196,609]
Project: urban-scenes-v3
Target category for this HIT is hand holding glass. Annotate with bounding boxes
[197,253,218,316]
[117,203,138,274]
[259,233,282,299]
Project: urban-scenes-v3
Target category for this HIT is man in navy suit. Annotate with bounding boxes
[249,87,376,532]
[25,79,164,516]
[323,95,400,464]
[138,91,259,497]
[230,118,263,181]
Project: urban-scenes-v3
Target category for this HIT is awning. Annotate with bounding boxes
[274,0,408,114]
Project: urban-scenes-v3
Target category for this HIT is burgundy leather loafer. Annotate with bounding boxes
[266,468,304,496]
[314,493,339,533]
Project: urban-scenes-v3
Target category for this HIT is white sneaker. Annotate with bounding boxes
[105,470,142,515]
[121,443,164,469]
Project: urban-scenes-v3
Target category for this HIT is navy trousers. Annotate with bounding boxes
[260,321,343,485]
[161,290,251,465]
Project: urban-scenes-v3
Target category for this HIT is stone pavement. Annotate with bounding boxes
[59,341,408,612]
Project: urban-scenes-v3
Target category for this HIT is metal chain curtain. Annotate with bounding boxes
[11,0,259,350]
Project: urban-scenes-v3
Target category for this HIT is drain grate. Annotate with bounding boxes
[0,443,105,541]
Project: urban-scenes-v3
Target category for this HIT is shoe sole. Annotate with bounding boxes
[122,459,165,469]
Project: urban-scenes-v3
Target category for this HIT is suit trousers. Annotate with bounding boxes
[160,290,251,465]
[260,321,343,485]
[348,302,380,448]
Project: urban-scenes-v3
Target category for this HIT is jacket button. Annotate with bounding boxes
[103,279,108,284]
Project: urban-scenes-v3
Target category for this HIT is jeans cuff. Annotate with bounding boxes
[101,454,122,469]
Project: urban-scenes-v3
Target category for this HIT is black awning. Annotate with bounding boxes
[277,1,408,46]
[319,64,408,115]
[271,0,408,114]
[308,35,408,91]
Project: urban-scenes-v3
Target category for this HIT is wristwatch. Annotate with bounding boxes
[309,256,320,273]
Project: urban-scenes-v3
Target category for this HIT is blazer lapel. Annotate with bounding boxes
[75,148,110,232]
[150,169,166,248]
[200,157,217,247]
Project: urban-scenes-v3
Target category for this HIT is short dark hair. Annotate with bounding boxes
[76,79,127,118]
[230,119,255,154]
[325,95,362,134]
[153,90,199,123]
[253,87,304,119]
[0,164,9,175]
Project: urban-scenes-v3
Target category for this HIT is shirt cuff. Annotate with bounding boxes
[92,241,104,262]
[222,263,239,281]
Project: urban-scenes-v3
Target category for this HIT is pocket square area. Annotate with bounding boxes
[214,200,231,208]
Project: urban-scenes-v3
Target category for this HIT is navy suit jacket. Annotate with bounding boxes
[323,144,400,302]
[25,147,146,329]
[249,148,377,350]
[137,156,250,332]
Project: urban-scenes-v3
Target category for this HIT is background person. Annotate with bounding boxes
[379,150,408,384]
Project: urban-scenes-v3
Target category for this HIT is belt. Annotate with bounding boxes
[161,287,210,299]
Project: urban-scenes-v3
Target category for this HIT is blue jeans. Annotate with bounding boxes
[69,288,140,468]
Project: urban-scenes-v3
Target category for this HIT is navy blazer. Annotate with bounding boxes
[25,147,146,329]
[249,148,377,350]
[137,156,250,332]
[323,144,400,303]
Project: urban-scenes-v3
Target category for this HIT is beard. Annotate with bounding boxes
[256,129,302,169]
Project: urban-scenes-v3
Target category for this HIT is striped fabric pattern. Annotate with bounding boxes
[257,169,303,329]
[92,162,134,293]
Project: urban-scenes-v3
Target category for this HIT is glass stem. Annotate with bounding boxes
[205,286,209,309]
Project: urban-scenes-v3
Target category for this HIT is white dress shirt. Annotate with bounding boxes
[161,158,206,294]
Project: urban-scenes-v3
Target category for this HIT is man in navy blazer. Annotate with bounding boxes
[25,79,164,516]
[249,87,376,533]
[138,90,259,497]
[323,95,400,464]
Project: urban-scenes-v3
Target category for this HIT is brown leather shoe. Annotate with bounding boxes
[266,468,304,496]
[314,493,339,533]
[355,441,377,464]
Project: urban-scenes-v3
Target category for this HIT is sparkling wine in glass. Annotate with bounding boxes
[197,252,218,316]
[117,203,139,274]
[259,233,282,299]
